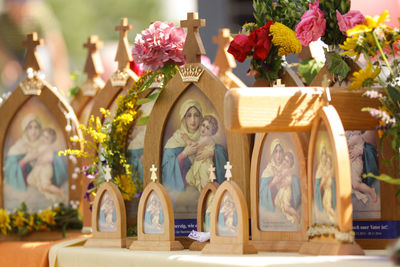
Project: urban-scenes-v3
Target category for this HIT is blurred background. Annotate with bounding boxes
[0,0,398,96]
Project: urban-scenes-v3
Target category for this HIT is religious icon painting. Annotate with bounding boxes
[202,180,256,255]
[250,132,308,252]
[189,181,219,251]
[0,33,82,213]
[299,105,364,255]
[143,64,251,240]
[344,130,381,219]
[84,182,126,248]
[129,177,184,251]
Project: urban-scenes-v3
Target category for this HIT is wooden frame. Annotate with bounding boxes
[250,132,308,252]
[0,78,82,211]
[129,182,183,251]
[189,182,219,251]
[299,105,364,255]
[84,182,126,248]
[202,180,257,254]
[143,63,251,241]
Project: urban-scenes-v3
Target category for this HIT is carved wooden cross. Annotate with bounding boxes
[150,164,158,182]
[224,161,232,181]
[213,28,236,74]
[115,18,133,71]
[208,164,216,183]
[104,165,112,182]
[22,32,44,71]
[180,12,206,64]
[83,35,104,79]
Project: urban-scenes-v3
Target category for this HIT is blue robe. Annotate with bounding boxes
[162,144,228,191]
[259,175,301,212]
[362,142,379,187]
[4,153,68,191]
[314,177,337,211]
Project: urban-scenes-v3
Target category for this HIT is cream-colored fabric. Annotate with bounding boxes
[49,237,89,267]
[48,244,390,267]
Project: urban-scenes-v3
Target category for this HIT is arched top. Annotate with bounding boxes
[308,105,352,232]
[91,182,126,238]
[196,182,219,232]
[137,182,175,241]
[0,83,82,208]
[250,132,309,243]
[209,180,249,243]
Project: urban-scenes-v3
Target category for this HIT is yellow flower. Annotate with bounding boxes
[269,22,302,57]
[38,209,56,226]
[0,209,11,235]
[340,33,362,61]
[349,63,381,90]
[12,211,27,230]
[27,215,35,231]
[114,175,136,200]
[347,10,389,36]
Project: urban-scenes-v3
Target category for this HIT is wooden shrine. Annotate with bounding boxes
[84,178,127,248]
[142,12,251,246]
[225,85,364,255]
[71,35,105,124]
[129,165,184,251]
[189,165,220,251]
[212,28,246,89]
[0,32,82,214]
[202,162,257,254]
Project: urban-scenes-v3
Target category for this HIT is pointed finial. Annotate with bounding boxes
[104,165,112,182]
[208,164,216,183]
[213,28,236,74]
[22,32,44,71]
[224,161,232,182]
[180,12,206,63]
[150,164,158,182]
[83,35,104,79]
[115,18,133,71]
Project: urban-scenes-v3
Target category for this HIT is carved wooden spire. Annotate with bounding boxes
[22,32,44,71]
[115,18,133,70]
[180,12,206,63]
[213,28,236,75]
[83,35,104,80]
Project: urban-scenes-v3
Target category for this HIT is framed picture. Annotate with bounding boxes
[0,81,81,212]
[129,181,183,251]
[202,180,256,254]
[250,132,308,251]
[143,63,251,239]
[84,182,126,248]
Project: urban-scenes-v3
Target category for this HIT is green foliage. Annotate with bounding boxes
[325,52,351,82]
[46,0,162,70]
[253,0,308,30]
[297,58,324,85]
[319,0,350,45]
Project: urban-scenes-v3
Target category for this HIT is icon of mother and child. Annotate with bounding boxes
[4,114,67,204]
[161,99,228,193]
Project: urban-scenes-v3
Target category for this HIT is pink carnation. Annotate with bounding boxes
[336,10,365,35]
[295,0,326,46]
[133,21,186,71]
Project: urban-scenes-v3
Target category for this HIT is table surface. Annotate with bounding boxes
[49,238,393,267]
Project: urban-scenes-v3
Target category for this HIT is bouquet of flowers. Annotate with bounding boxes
[340,10,400,191]
[61,21,186,205]
[228,0,307,83]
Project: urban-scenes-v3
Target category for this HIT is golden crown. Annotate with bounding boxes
[179,65,204,83]
[149,73,165,89]
[110,69,129,87]
[20,76,44,95]
[81,78,105,96]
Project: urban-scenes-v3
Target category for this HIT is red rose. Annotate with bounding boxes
[249,21,273,61]
[227,34,252,63]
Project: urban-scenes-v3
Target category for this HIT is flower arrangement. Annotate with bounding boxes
[228,0,308,83]
[0,203,81,237]
[61,21,185,207]
[340,10,400,192]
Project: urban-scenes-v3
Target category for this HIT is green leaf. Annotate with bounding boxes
[387,84,400,103]
[297,59,324,85]
[137,72,157,94]
[69,86,80,97]
[326,53,351,81]
[136,115,149,126]
[362,172,400,185]
[136,98,152,105]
